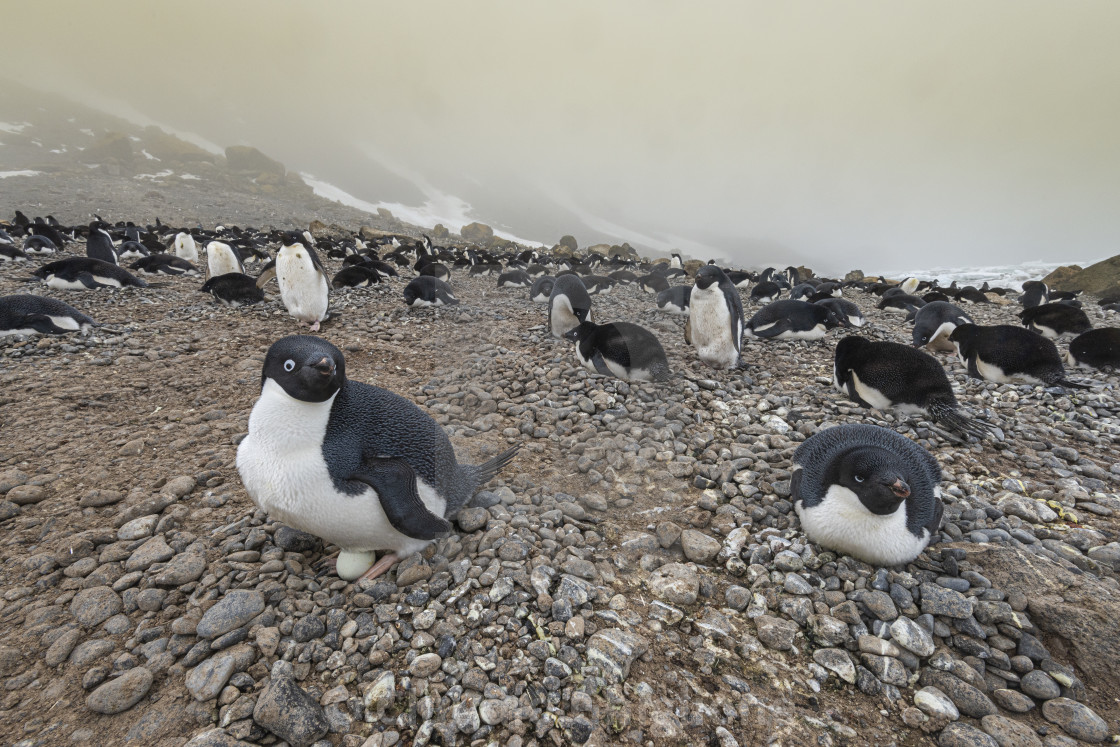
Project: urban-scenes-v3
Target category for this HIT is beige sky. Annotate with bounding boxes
[8,1,1120,271]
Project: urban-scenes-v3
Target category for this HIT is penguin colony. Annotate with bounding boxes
[1,211,1115,572]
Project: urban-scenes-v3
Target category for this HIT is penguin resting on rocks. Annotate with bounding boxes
[236,336,521,581]
[563,320,672,382]
[792,423,944,566]
[949,324,1090,389]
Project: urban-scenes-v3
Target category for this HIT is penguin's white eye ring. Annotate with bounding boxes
[284,359,296,372]
[854,475,865,483]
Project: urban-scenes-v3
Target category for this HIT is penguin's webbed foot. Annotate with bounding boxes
[357,552,401,582]
[313,552,339,576]
[309,321,321,332]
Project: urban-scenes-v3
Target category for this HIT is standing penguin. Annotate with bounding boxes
[236,336,520,581]
[206,241,244,278]
[792,423,943,566]
[686,265,743,368]
[256,233,330,331]
[86,222,118,265]
[548,274,593,338]
[563,320,672,382]
[174,232,199,262]
[910,301,974,351]
[949,324,1089,388]
[833,336,995,439]
[1019,281,1049,309]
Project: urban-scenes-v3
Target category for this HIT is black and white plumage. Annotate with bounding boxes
[749,280,781,303]
[792,424,943,566]
[910,301,973,351]
[0,244,28,261]
[582,275,613,295]
[200,273,266,306]
[529,276,555,303]
[1018,303,1092,339]
[686,266,743,368]
[236,336,520,581]
[0,294,97,336]
[174,232,199,262]
[833,336,995,439]
[116,241,149,260]
[497,270,532,288]
[548,275,592,338]
[257,235,331,330]
[656,285,691,315]
[563,320,672,382]
[331,266,381,288]
[745,299,841,341]
[877,294,926,314]
[86,224,118,265]
[949,324,1089,389]
[22,235,57,255]
[637,274,669,294]
[1066,328,1120,370]
[815,298,864,328]
[131,254,199,276]
[33,257,148,289]
[206,241,244,277]
[1019,281,1049,309]
[419,262,451,282]
[404,276,459,307]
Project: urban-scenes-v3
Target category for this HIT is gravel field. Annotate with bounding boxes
[1,215,1119,747]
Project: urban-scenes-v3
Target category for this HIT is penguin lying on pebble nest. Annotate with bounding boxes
[949,324,1089,389]
[792,423,944,566]
[237,336,521,581]
[563,320,673,382]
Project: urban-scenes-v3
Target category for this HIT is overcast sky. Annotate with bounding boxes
[8,1,1120,273]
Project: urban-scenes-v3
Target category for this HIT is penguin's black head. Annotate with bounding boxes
[282,231,308,249]
[262,335,345,402]
[835,447,911,515]
[563,320,598,342]
[694,265,725,290]
[948,323,977,351]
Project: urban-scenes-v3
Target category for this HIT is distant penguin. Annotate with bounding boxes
[0,294,97,336]
[638,274,670,294]
[949,324,1089,388]
[257,234,330,330]
[1018,303,1092,339]
[548,274,592,338]
[792,423,943,566]
[815,298,864,328]
[404,276,459,307]
[685,266,743,368]
[563,320,672,382]
[331,266,381,288]
[200,273,266,306]
[833,336,995,439]
[86,223,118,265]
[23,235,57,255]
[656,285,691,315]
[1067,328,1120,370]
[583,275,613,295]
[0,244,28,262]
[911,301,974,351]
[497,270,532,288]
[899,277,921,295]
[526,263,549,277]
[174,232,199,262]
[790,283,816,302]
[725,270,752,288]
[419,262,452,282]
[1019,281,1049,309]
[608,270,638,285]
[749,280,781,304]
[878,294,926,314]
[206,241,244,277]
[529,276,555,304]
[236,335,520,581]
[745,300,841,341]
[33,257,147,289]
[669,252,683,270]
[116,240,149,260]
[956,286,991,304]
[131,254,199,276]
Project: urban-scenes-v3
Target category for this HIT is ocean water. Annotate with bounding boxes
[878,260,1105,292]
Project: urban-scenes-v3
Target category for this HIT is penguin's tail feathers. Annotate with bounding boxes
[928,399,998,440]
[471,444,522,486]
[1054,377,1092,390]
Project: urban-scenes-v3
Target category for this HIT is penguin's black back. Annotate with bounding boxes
[1019,303,1091,336]
[951,324,1065,382]
[201,273,266,303]
[1069,328,1120,369]
[834,336,954,409]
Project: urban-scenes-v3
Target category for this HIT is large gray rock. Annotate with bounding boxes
[979,715,1044,747]
[755,615,798,651]
[939,722,999,747]
[70,586,123,627]
[586,629,649,683]
[920,670,997,718]
[647,562,699,605]
[253,666,329,746]
[1040,698,1109,743]
[196,590,265,639]
[85,667,153,714]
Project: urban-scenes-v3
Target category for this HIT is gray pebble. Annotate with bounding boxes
[196,590,265,639]
[70,586,123,628]
[85,666,153,714]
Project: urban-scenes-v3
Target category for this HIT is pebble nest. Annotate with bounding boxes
[1,233,1118,747]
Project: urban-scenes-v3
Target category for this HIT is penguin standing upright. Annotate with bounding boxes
[256,233,330,331]
[833,336,995,439]
[1019,281,1049,309]
[86,222,118,265]
[548,275,592,338]
[174,232,199,262]
[206,241,244,278]
[792,423,943,566]
[686,266,743,368]
[563,320,672,382]
[949,324,1088,388]
[236,336,520,581]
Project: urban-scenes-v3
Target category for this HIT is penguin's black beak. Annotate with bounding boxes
[312,357,335,376]
[888,479,910,499]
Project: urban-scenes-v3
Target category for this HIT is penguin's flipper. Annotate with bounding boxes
[789,468,803,505]
[590,350,614,377]
[350,458,451,540]
[25,314,67,334]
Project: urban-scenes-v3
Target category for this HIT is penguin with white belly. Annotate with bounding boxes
[792,423,944,566]
[686,265,743,368]
[236,336,521,581]
[256,233,330,331]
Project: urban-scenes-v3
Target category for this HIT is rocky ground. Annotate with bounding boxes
[1,223,1119,747]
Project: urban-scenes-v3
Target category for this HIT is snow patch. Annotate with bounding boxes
[0,122,30,135]
[0,171,42,179]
